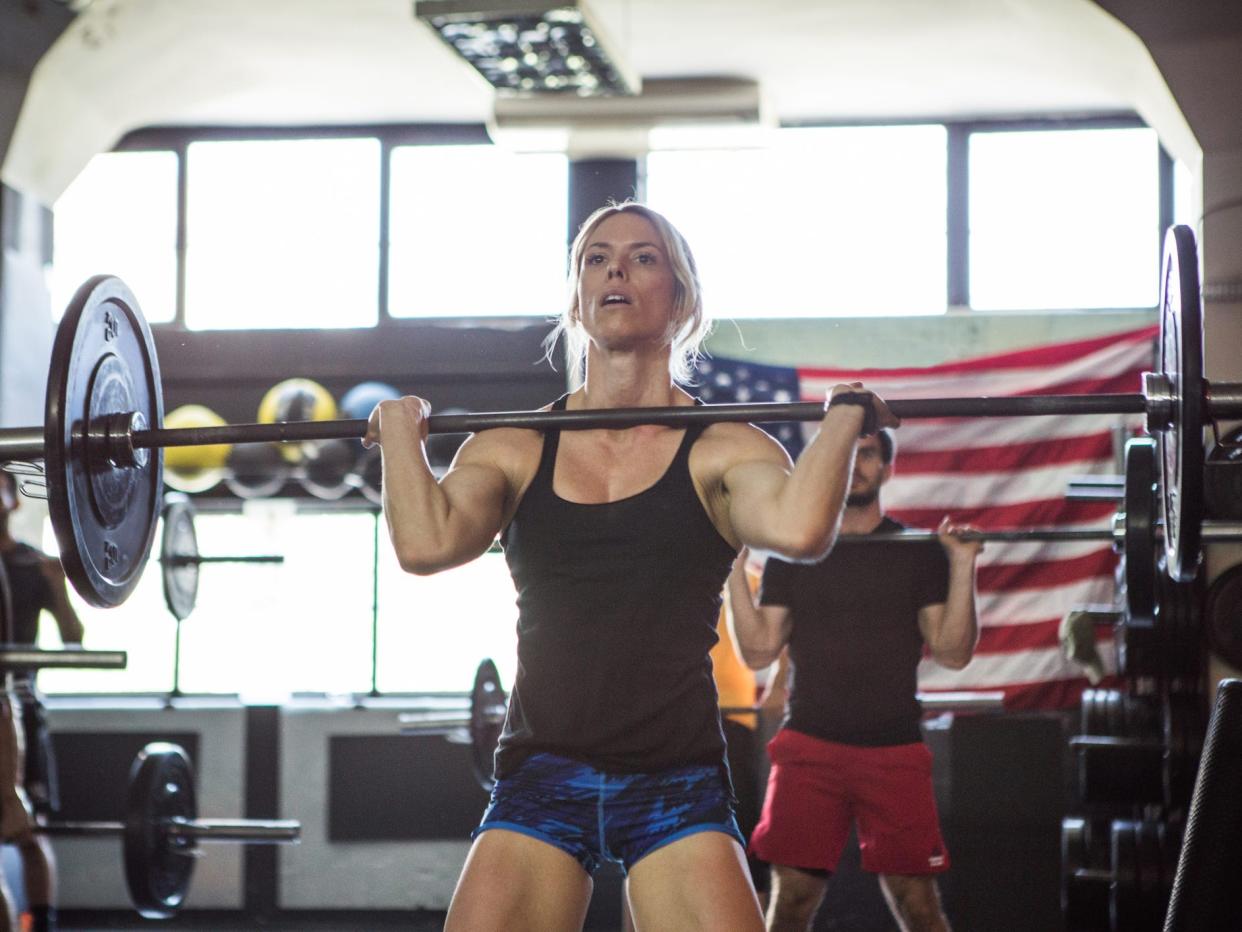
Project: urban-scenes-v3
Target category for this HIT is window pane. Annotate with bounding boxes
[970,128,1160,310]
[388,145,569,318]
[185,138,381,330]
[376,547,519,693]
[52,150,179,324]
[38,509,518,698]
[646,126,948,317]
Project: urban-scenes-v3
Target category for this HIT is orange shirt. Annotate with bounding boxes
[712,567,762,730]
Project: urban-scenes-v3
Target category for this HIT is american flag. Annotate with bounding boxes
[694,325,1158,710]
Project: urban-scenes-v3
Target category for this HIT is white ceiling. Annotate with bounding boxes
[2,0,1195,203]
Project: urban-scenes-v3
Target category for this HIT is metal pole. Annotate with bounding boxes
[127,393,1152,450]
[162,555,285,566]
[369,510,380,699]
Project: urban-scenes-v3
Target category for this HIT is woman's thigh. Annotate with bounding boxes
[625,830,764,932]
[446,828,594,932]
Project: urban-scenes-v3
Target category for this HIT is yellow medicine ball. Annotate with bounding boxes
[163,404,231,493]
[257,378,338,463]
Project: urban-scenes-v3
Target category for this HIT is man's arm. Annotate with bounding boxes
[917,517,983,670]
[39,559,84,645]
[725,551,792,670]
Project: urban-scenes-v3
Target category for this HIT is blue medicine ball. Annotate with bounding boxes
[339,381,401,421]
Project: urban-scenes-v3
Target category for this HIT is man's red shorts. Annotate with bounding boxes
[749,728,950,876]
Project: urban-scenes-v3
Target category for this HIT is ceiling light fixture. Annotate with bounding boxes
[413,0,639,97]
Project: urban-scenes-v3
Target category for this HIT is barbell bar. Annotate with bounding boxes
[830,522,1242,545]
[0,225,1234,610]
[0,646,126,671]
[40,741,299,919]
[0,553,129,670]
[397,659,1007,791]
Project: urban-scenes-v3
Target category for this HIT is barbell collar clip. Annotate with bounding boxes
[1143,372,1174,433]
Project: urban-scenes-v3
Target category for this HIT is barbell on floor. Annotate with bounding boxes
[0,225,1234,610]
[40,741,299,919]
[395,659,1007,791]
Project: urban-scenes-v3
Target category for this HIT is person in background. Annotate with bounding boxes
[0,470,84,932]
[728,429,981,932]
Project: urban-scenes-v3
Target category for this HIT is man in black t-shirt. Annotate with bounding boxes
[727,429,982,932]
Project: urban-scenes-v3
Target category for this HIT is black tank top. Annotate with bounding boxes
[496,396,738,778]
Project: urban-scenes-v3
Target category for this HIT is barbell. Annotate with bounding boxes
[396,659,1006,791]
[157,498,284,622]
[40,741,299,919]
[0,225,1235,610]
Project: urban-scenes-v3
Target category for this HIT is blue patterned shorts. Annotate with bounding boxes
[473,752,744,875]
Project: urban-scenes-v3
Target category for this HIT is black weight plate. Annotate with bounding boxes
[1111,819,1140,932]
[1115,619,1161,680]
[0,556,11,643]
[1163,692,1206,810]
[1062,816,1111,930]
[1134,820,1163,916]
[160,500,199,622]
[1124,438,1158,623]
[1205,425,1242,520]
[469,659,506,792]
[123,742,197,919]
[45,276,163,608]
[1205,565,1242,671]
[1157,225,1205,583]
[1082,688,1105,735]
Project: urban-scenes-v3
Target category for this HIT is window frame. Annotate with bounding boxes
[105,113,1173,332]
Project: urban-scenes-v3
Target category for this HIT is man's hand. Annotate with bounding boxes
[936,516,984,562]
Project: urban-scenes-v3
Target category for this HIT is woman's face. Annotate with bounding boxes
[575,211,680,354]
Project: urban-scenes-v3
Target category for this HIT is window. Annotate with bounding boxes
[387,145,569,318]
[185,138,382,330]
[969,127,1160,310]
[51,150,179,324]
[646,125,948,317]
[39,510,519,697]
[1172,158,1199,230]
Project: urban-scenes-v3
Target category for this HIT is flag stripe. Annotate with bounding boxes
[889,496,1117,530]
[798,325,1156,379]
[895,432,1115,473]
[977,549,1118,592]
[887,462,1119,509]
[976,576,1117,624]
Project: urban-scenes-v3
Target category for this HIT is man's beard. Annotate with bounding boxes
[846,488,879,507]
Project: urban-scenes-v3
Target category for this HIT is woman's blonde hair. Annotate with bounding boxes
[545,202,710,384]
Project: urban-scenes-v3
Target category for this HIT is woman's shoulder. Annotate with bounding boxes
[698,420,792,464]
